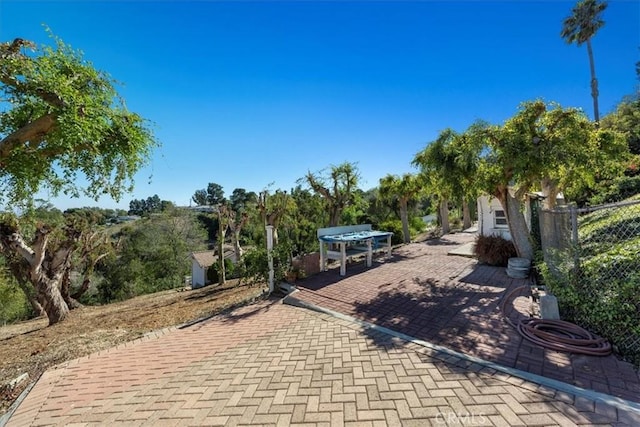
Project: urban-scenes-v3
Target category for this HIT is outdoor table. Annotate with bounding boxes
[318,230,393,276]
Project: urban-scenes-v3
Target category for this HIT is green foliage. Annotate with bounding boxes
[474,235,517,266]
[287,186,327,255]
[602,95,640,156]
[0,264,31,324]
[98,210,207,302]
[539,200,640,366]
[128,194,169,216]
[208,258,236,283]
[192,183,226,206]
[0,31,157,208]
[303,162,361,227]
[238,238,293,286]
[377,220,404,245]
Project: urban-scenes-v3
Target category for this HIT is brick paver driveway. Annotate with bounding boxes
[5,232,640,426]
[5,299,639,426]
[291,232,640,405]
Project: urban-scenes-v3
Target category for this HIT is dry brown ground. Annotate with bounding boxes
[0,280,268,416]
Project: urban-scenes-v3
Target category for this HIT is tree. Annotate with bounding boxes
[472,100,627,259]
[413,130,456,235]
[601,95,640,156]
[303,162,361,227]
[192,189,208,206]
[414,127,482,235]
[561,0,608,123]
[256,189,295,247]
[128,194,167,216]
[379,174,423,243]
[98,209,206,301]
[0,33,156,324]
[229,188,257,212]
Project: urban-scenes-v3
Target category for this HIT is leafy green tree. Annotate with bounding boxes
[303,162,361,227]
[561,0,608,122]
[473,100,627,259]
[192,189,208,206]
[601,95,640,156]
[413,130,456,234]
[379,174,423,243]
[128,194,168,216]
[288,185,328,255]
[230,188,257,212]
[0,33,156,325]
[192,183,226,206]
[99,209,206,301]
[256,188,295,247]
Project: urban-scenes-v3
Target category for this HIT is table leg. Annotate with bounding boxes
[366,239,372,267]
[386,235,392,258]
[319,239,326,271]
[340,242,346,276]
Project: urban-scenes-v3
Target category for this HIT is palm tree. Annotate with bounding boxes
[561,0,608,123]
[379,174,423,243]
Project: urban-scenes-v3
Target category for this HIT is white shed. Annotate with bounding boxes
[190,245,237,288]
[477,192,565,241]
[477,195,511,240]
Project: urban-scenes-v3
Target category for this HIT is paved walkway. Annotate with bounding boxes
[292,232,640,405]
[4,232,640,426]
[5,300,639,426]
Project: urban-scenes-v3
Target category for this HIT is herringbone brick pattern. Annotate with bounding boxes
[7,301,639,426]
[297,233,640,403]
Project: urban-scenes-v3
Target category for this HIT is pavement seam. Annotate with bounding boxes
[283,290,640,415]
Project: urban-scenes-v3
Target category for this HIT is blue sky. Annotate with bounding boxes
[1,1,639,211]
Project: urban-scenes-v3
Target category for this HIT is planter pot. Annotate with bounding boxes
[506,257,531,278]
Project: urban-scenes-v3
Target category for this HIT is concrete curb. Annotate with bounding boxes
[283,291,640,415]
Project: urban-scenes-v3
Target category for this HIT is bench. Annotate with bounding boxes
[317,224,393,276]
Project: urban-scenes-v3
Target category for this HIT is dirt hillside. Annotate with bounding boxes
[0,280,268,416]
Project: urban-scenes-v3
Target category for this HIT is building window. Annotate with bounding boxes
[494,210,508,228]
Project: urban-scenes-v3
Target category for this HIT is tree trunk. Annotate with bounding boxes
[60,269,82,309]
[462,199,472,230]
[329,207,340,227]
[34,275,70,325]
[233,230,243,262]
[70,277,91,302]
[439,199,450,235]
[1,221,78,325]
[541,177,560,209]
[587,39,600,123]
[399,200,411,244]
[497,189,534,260]
[7,259,46,317]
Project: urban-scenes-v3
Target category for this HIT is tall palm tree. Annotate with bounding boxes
[561,0,608,123]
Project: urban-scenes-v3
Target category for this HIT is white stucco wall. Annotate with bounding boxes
[477,195,511,240]
[191,260,206,288]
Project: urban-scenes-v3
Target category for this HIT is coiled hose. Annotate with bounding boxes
[500,285,612,356]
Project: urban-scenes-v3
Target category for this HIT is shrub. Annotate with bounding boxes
[208,258,236,283]
[474,234,517,266]
[378,220,404,245]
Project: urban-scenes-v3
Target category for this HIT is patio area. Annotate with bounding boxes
[287,231,640,404]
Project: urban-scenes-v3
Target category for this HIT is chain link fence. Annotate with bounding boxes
[538,197,640,367]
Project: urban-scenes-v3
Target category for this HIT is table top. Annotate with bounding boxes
[319,230,392,243]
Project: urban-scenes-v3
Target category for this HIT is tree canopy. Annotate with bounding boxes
[473,100,627,258]
[0,32,157,325]
[0,33,157,208]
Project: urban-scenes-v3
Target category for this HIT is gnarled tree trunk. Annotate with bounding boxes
[0,222,75,325]
[496,187,534,260]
